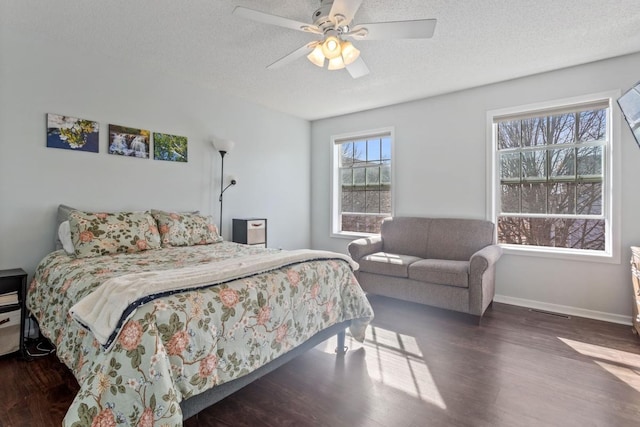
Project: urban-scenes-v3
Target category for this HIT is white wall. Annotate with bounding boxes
[0,30,311,277]
[311,52,640,322]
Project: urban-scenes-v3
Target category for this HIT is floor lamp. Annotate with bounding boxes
[212,139,237,236]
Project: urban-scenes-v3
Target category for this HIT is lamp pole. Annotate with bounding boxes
[213,139,236,237]
[218,150,227,235]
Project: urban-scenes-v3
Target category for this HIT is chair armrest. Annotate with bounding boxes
[470,245,503,277]
[347,236,383,262]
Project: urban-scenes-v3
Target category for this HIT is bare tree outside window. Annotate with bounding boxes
[495,107,607,251]
[338,135,391,234]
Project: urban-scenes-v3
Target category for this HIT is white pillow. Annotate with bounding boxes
[58,220,75,255]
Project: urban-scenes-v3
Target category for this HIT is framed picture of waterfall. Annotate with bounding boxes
[108,124,150,158]
[153,132,188,162]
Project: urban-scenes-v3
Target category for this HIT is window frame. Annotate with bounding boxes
[330,127,395,239]
[486,91,621,263]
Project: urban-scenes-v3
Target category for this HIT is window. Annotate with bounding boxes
[488,94,619,259]
[331,129,393,236]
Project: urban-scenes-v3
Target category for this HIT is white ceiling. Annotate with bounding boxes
[3,0,640,120]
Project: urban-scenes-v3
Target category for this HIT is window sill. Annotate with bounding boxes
[500,244,620,264]
[331,231,379,240]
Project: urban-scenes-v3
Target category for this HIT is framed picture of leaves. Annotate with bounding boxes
[153,132,188,162]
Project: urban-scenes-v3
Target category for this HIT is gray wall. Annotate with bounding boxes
[0,28,311,277]
[311,52,640,323]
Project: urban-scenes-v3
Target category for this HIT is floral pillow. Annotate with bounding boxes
[151,210,222,247]
[69,210,161,258]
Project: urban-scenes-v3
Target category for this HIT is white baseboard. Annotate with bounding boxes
[493,294,632,326]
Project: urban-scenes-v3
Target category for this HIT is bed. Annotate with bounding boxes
[27,208,374,426]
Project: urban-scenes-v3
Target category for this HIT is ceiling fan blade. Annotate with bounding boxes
[267,42,318,70]
[233,6,321,34]
[329,0,363,26]
[350,19,437,40]
[346,56,369,79]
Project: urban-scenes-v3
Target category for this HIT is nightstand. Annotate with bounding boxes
[233,218,267,247]
[0,268,27,358]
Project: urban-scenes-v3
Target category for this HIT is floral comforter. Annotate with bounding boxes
[27,242,374,427]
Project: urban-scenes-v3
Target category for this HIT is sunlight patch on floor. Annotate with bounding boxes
[558,337,640,392]
[317,326,446,408]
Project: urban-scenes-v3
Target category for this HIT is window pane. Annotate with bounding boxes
[341,187,353,213]
[522,150,546,179]
[567,219,605,250]
[500,152,520,180]
[341,214,386,234]
[365,191,380,213]
[521,183,546,213]
[367,139,381,162]
[496,216,524,244]
[380,189,391,213]
[353,191,365,213]
[549,148,575,178]
[353,140,367,164]
[501,184,520,213]
[521,118,545,146]
[341,214,363,233]
[548,183,576,214]
[380,164,391,184]
[341,168,353,186]
[577,109,606,142]
[577,146,602,177]
[546,113,575,144]
[381,137,391,161]
[498,216,605,250]
[353,167,365,186]
[366,167,380,185]
[497,121,520,149]
[340,142,353,166]
[577,182,602,215]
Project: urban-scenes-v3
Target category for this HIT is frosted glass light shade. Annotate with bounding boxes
[340,41,360,65]
[307,45,325,67]
[321,36,342,59]
[213,139,235,153]
[328,56,345,70]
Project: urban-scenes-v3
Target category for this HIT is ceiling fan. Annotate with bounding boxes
[233,0,437,79]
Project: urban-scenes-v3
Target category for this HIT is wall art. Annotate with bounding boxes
[153,132,188,162]
[47,113,99,153]
[108,124,150,158]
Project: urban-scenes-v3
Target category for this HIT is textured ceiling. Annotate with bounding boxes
[3,0,640,120]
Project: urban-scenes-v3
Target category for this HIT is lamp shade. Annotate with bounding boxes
[341,41,360,65]
[328,55,346,70]
[321,35,342,59]
[213,139,235,153]
[307,44,325,68]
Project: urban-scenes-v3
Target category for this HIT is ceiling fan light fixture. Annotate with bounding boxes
[340,40,360,65]
[307,44,325,67]
[328,55,346,70]
[321,35,342,59]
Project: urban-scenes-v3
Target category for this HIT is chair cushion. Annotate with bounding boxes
[408,259,470,288]
[359,252,423,278]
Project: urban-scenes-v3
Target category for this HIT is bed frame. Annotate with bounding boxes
[181,321,349,419]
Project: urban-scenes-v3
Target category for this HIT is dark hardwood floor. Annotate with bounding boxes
[2,296,640,427]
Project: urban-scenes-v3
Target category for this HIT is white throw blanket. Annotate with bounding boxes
[70,249,358,349]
